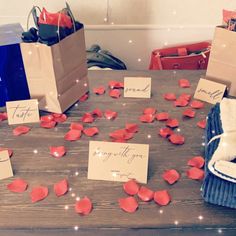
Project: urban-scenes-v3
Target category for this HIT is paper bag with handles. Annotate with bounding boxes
[20,9,88,113]
[206,26,236,96]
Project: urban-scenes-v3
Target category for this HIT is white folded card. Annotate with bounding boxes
[124,77,151,98]
[88,141,149,183]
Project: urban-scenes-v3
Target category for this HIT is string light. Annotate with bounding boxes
[128,40,133,43]
[218,229,222,234]
[74,226,79,231]
[138,58,142,62]
[64,205,69,210]
[147,134,152,139]
[159,209,163,214]
[76,197,80,201]
[201,142,205,146]
[33,149,38,154]
[177,128,181,132]
[71,193,76,197]
[75,171,79,176]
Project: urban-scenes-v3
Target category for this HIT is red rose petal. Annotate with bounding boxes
[183,108,196,118]
[137,186,154,202]
[64,130,81,141]
[119,196,138,213]
[164,93,176,101]
[109,89,121,98]
[93,86,105,95]
[92,108,103,118]
[7,179,28,193]
[81,113,94,123]
[159,128,174,138]
[143,107,156,115]
[179,93,191,101]
[104,110,117,120]
[125,123,139,133]
[179,78,190,88]
[188,156,205,169]
[75,196,93,215]
[139,114,155,123]
[52,113,67,123]
[70,122,84,131]
[169,134,185,145]
[186,167,204,180]
[0,148,13,157]
[166,119,179,128]
[174,98,189,107]
[154,190,171,206]
[50,146,66,158]
[110,129,134,140]
[40,120,57,129]
[13,126,31,136]
[30,186,48,203]
[83,127,99,137]
[155,112,169,121]
[123,179,140,195]
[109,80,124,89]
[40,115,54,122]
[79,93,89,102]
[54,179,68,197]
[162,169,180,184]
[190,100,204,109]
[197,119,207,129]
[0,112,8,121]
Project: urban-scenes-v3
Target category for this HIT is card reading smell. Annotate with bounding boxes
[88,141,149,183]
[6,99,39,125]
[0,150,13,180]
[124,77,151,98]
[194,78,226,104]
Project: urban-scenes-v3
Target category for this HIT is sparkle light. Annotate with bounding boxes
[177,128,181,132]
[33,149,38,154]
[212,130,215,134]
[159,209,163,214]
[147,134,152,139]
[174,220,179,225]
[112,172,117,177]
[128,40,133,43]
[218,229,222,234]
[104,17,108,22]
[71,193,76,197]
[74,226,79,231]
[75,171,79,176]
[201,142,205,146]
[122,103,126,106]
[76,79,79,83]
[53,152,59,157]
[84,83,88,87]
[64,205,69,210]
[198,215,203,220]
[69,188,72,192]
[76,197,80,201]
[138,58,142,62]
[75,103,79,107]
[28,51,32,55]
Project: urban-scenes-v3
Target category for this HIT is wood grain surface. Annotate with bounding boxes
[0,70,235,236]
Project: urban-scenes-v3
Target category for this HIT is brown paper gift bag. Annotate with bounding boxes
[206,26,236,96]
[20,27,89,113]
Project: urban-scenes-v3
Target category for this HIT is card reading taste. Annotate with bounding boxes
[6,99,40,125]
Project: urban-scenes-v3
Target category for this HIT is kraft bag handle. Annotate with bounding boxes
[26,6,42,30]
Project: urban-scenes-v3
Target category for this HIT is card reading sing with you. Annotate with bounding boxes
[124,77,152,98]
[88,141,149,183]
[6,99,40,125]
[0,150,13,180]
[194,78,226,104]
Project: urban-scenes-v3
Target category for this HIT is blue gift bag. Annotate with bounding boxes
[0,23,30,107]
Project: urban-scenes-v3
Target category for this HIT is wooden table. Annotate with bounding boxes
[0,70,235,236]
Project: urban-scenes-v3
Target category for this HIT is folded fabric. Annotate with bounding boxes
[202,98,236,208]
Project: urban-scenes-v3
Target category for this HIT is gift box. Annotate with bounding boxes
[0,23,30,107]
[202,98,236,209]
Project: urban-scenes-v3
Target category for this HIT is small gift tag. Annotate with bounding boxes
[124,77,151,98]
[0,150,13,180]
[194,78,226,104]
[6,99,39,125]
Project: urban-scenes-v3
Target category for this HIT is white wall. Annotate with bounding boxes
[1,0,236,69]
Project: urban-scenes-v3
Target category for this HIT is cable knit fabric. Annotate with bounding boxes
[202,99,236,209]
